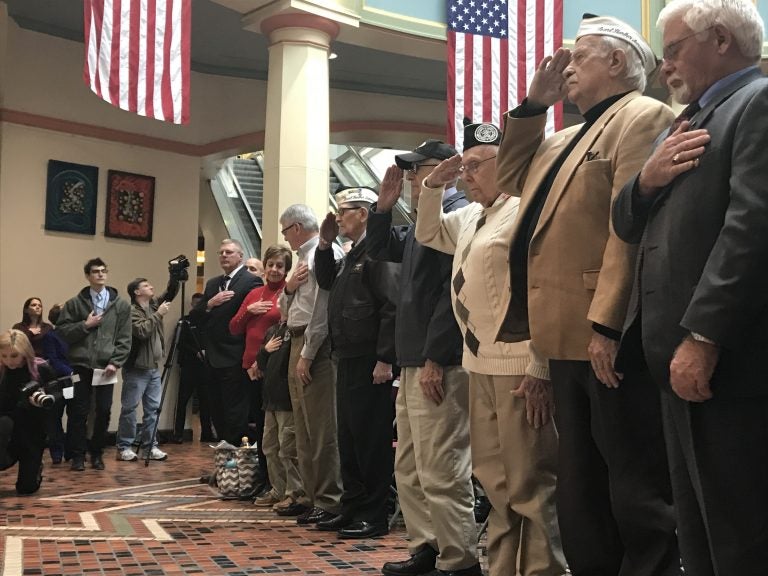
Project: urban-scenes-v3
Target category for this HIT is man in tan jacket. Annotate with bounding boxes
[497,14,680,576]
[416,121,566,576]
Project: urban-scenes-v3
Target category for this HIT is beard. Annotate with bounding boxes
[667,78,693,104]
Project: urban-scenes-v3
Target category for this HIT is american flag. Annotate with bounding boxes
[447,0,562,149]
[83,0,191,125]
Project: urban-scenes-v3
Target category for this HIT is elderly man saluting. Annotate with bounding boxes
[416,121,566,576]
[495,13,680,576]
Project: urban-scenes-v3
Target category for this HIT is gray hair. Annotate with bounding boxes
[221,238,244,255]
[599,36,647,93]
[279,204,319,232]
[658,0,764,62]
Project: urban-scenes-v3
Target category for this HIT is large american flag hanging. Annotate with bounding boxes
[83,0,191,125]
[447,0,563,149]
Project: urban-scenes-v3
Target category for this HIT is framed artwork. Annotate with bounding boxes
[105,170,156,242]
[45,160,99,235]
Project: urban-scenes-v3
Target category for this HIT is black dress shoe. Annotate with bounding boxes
[315,513,351,531]
[295,506,329,525]
[382,546,438,576]
[70,457,85,471]
[276,502,310,517]
[435,563,483,576]
[169,436,184,444]
[91,455,105,470]
[337,520,388,539]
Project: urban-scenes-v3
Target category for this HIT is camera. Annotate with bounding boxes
[22,373,79,408]
[168,255,190,282]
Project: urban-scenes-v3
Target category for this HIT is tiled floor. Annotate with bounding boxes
[0,441,487,575]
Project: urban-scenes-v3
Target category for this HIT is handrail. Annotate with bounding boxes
[225,158,262,240]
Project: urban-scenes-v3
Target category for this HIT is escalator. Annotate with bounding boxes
[209,145,414,255]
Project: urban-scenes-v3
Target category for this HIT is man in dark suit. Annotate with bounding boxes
[189,239,261,446]
[613,1,768,574]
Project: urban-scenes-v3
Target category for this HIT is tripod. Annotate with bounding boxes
[143,279,190,466]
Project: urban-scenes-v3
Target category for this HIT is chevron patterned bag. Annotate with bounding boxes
[212,439,261,500]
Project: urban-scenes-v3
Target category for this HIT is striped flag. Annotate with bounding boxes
[447,0,563,149]
[83,0,191,125]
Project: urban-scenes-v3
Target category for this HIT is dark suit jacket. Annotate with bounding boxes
[613,68,768,397]
[189,267,262,369]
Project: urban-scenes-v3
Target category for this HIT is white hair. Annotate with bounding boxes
[599,36,647,92]
[279,204,319,232]
[658,0,764,62]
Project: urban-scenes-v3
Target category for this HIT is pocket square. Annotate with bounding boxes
[585,150,600,161]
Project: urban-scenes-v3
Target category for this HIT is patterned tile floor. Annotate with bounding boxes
[0,440,488,575]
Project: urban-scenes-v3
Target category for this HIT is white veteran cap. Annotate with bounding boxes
[576,13,658,77]
[335,187,378,206]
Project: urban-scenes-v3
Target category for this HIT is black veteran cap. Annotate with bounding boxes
[463,118,502,151]
[395,139,458,170]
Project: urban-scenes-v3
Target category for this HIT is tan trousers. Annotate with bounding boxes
[287,335,342,513]
[469,372,566,576]
[262,410,305,503]
[395,365,478,571]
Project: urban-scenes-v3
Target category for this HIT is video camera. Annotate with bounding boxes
[21,373,79,409]
[168,255,190,282]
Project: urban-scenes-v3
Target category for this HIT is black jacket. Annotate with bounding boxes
[258,323,292,412]
[366,190,467,367]
[189,267,262,369]
[315,237,399,362]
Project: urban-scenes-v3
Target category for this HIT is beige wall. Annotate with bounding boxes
[0,123,199,428]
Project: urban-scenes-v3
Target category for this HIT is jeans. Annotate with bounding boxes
[117,367,162,450]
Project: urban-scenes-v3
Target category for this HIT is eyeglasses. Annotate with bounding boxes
[336,206,362,216]
[663,26,713,61]
[280,223,298,235]
[460,155,496,174]
[406,163,440,176]
[89,268,108,275]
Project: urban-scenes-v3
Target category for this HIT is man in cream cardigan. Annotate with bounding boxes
[415,121,565,576]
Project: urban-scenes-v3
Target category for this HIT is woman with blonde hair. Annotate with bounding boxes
[0,329,56,494]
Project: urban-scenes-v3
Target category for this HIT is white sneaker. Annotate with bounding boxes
[142,447,168,461]
[116,448,138,462]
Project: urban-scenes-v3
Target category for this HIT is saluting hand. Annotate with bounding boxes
[424,155,462,190]
[377,165,404,212]
[528,49,571,108]
[319,212,339,246]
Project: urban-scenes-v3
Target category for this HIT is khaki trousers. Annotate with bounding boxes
[287,335,342,513]
[469,372,566,576]
[262,410,305,503]
[395,365,478,571]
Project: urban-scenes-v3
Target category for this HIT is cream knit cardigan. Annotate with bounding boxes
[415,181,548,378]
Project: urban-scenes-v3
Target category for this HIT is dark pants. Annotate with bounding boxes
[46,397,67,458]
[66,367,113,459]
[174,361,214,439]
[336,355,393,525]
[661,389,768,576]
[0,412,46,494]
[208,365,250,446]
[549,359,679,576]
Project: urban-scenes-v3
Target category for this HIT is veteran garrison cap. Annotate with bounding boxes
[576,13,658,76]
[335,187,378,206]
[462,117,502,152]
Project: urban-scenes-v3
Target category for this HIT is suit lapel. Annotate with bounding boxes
[516,129,575,219]
[532,91,641,241]
[689,67,763,130]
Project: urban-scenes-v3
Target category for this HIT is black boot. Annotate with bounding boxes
[382,546,438,576]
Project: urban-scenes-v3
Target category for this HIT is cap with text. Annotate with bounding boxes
[335,187,378,206]
[576,13,658,76]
